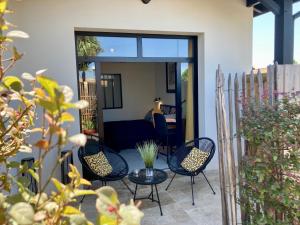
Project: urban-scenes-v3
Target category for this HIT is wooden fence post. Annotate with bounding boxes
[228,74,237,225]
[257,69,263,105]
[234,73,245,224]
[215,66,230,225]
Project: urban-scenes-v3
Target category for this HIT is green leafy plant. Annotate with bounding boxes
[136,141,158,168]
[77,36,102,72]
[0,1,143,224]
[83,119,96,131]
[240,95,300,225]
[77,36,102,57]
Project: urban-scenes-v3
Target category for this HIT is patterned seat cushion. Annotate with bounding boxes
[84,152,113,177]
[180,147,210,172]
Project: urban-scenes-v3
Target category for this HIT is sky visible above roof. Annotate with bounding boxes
[253,2,300,68]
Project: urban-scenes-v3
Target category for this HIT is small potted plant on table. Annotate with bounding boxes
[82,119,97,135]
[137,141,158,178]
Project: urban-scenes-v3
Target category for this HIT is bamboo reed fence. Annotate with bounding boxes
[79,79,97,126]
[215,63,300,225]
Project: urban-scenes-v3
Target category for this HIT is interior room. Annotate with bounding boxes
[102,62,176,172]
[79,61,194,172]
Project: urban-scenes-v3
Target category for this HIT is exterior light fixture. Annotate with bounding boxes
[141,0,151,4]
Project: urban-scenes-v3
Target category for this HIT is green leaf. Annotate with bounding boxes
[8,202,34,225]
[80,178,91,186]
[51,178,65,192]
[13,46,23,60]
[17,176,30,188]
[6,161,20,169]
[99,215,118,225]
[43,202,58,216]
[36,75,58,98]
[37,98,57,113]
[28,169,39,183]
[68,214,89,225]
[74,189,95,197]
[6,193,24,204]
[63,206,82,215]
[60,112,75,123]
[0,1,7,13]
[7,31,29,39]
[3,76,23,92]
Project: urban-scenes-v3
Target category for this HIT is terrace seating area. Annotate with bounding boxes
[79,170,222,225]
[77,136,217,224]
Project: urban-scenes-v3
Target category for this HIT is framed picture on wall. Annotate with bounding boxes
[166,62,176,93]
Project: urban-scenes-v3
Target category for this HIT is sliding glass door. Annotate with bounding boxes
[76,33,198,147]
[175,63,195,146]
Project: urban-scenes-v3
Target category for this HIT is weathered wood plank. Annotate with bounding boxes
[234,73,245,223]
[215,66,230,225]
[218,71,236,225]
[242,72,246,106]
[228,73,237,225]
[268,65,274,105]
[250,69,255,104]
[257,69,263,105]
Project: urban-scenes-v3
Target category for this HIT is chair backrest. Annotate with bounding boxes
[153,113,168,137]
[176,137,215,172]
[77,139,101,175]
[160,104,176,115]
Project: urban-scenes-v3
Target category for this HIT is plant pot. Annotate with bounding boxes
[145,167,154,178]
[83,129,97,135]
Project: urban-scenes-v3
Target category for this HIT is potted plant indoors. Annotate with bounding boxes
[82,119,97,135]
[137,141,158,178]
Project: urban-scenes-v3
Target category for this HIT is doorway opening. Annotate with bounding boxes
[76,32,198,171]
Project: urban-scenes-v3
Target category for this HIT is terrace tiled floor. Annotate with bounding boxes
[80,170,222,225]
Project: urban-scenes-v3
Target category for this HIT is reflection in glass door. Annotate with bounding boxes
[78,62,98,134]
[181,63,194,142]
[78,62,105,143]
[175,63,194,146]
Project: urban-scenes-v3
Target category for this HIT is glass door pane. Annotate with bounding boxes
[181,63,194,142]
[78,62,98,134]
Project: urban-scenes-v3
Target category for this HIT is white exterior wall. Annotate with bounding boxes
[9,0,252,182]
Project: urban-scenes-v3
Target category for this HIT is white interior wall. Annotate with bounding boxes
[102,62,156,122]
[102,62,174,122]
[154,63,175,106]
[8,0,252,184]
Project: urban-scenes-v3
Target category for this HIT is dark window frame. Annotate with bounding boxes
[75,32,199,141]
[75,31,195,63]
[101,73,123,110]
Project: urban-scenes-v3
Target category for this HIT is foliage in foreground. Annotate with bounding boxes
[240,95,300,225]
[0,1,143,224]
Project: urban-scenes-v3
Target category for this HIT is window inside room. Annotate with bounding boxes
[101,74,123,109]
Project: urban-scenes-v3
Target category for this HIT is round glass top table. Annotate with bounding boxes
[128,169,168,216]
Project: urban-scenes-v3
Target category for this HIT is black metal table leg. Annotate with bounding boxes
[151,185,154,202]
[155,184,163,216]
[133,184,138,201]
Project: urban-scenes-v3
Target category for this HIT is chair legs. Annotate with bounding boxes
[121,179,134,194]
[202,172,216,195]
[79,194,86,203]
[79,184,92,203]
[191,176,195,205]
[165,173,176,191]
